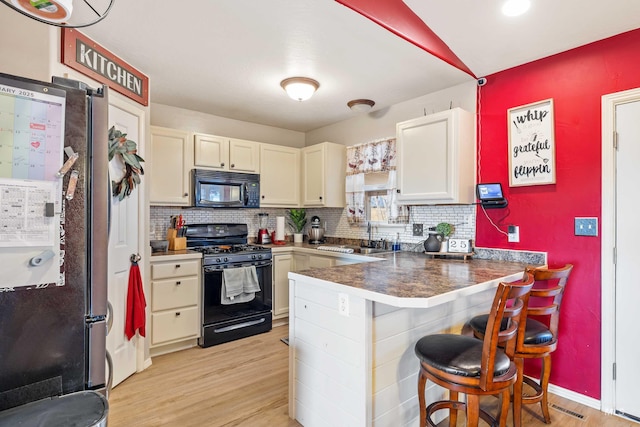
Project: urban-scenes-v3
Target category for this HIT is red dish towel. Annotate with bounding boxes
[125,261,147,340]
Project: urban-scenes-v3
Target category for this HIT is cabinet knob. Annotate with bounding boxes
[230,164,235,168]
[175,312,181,316]
[221,162,225,167]
[396,189,401,193]
[184,192,188,197]
[319,196,323,200]
[175,264,181,268]
[176,281,181,285]
[261,195,265,199]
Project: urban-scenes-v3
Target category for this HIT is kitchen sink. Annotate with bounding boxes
[356,247,393,254]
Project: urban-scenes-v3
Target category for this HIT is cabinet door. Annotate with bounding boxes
[194,133,228,170]
[301,144,326,206]
[150,126,191,205]
[229,138,259,173]
[273,254,293,319]
[293,253,309,272]
[260,144,299,206]
[308,254,335,269]
[396,108,474,204]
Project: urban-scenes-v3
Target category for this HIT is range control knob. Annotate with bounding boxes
[251,254,257,259]
[224,257,229,262]
[216,258,221,263]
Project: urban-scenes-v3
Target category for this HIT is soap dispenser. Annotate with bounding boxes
[392,233,401,251]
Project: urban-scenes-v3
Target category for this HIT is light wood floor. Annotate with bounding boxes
[108,325,636,427]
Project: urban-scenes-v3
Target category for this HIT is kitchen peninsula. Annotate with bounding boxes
[287,252,535,427]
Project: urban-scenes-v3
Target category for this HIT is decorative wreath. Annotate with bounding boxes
[108,126,145,200]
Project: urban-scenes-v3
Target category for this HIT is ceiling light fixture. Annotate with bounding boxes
[280,77,320,101]
[502,0,530,16]
[1,0,114,27]
[347,99,375,113]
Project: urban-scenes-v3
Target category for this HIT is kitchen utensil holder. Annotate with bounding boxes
[166,229,186,250]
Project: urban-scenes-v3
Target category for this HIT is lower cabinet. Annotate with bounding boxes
[149,256,201,355]
[272,253,293,320]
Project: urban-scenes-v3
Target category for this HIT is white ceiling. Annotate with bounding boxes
[80,1,640,132]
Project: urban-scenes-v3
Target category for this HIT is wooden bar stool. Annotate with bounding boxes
[465,264,573,426]
[414,273,534,427]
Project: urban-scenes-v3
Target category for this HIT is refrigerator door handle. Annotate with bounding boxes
[86,320,107,390]
[105,350,113,400]
[106,301,113,335]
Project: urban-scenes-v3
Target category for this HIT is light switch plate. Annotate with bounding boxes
[575,217,598,236]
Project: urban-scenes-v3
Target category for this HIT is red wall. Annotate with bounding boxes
[476,29,640,399]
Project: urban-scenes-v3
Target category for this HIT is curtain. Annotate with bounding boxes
[345,138,400,224]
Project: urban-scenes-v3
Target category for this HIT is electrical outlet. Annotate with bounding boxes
[575,217,598,236]
[338,293,349,317]
[508,225,520,242]
[413,223,423,236]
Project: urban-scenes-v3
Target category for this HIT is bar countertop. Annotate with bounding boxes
[289,251,534,308]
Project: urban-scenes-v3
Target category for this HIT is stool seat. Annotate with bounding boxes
[415,334,511,378]
[468,315,553,345]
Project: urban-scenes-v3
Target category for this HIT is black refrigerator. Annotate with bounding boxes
[0,72,110,424]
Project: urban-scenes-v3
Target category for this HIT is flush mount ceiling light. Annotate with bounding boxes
[502,0,530,16]
[347,99,375,113]
[1,0,114,27]
[280,77,320,101]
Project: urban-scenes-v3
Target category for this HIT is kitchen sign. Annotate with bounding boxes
[61,28,149,106]
[507,98,556,187]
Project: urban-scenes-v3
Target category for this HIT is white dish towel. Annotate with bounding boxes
[221,266,261,305]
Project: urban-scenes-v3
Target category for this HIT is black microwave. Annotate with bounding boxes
[192,169,260,208]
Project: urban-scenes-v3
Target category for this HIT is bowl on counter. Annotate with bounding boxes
[150,240,169,253]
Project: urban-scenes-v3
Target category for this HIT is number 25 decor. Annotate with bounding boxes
[507,98,556,187]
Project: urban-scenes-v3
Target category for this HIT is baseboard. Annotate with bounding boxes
[548,383,601,410]
[143,357,153,370]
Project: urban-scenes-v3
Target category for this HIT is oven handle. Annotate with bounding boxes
[204,261,272,272]
[213,318,265,333]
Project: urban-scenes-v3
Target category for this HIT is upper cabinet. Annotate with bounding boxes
[396,108,475,205]
[150,126,192,206]
[193,133,259,173]
[301,142,346,207]
[260,144,299,207]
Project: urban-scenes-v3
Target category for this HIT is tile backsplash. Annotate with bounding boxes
[150,204,476,248]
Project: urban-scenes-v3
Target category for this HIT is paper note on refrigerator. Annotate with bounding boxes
[0,178,56,247]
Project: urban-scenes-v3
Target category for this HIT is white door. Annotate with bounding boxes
[107,98,144,387]
[614,100,640,420]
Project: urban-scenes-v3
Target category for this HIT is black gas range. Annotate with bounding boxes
[184,223,273,347]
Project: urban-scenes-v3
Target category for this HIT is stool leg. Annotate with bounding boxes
[418,368,427,427]
[512,357,524,427]
[540,355,552,423]
[499,388,510,427]
[449,391,458,427]
[466,394,480,427]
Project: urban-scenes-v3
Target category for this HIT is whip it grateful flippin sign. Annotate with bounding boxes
[507,99,556,187]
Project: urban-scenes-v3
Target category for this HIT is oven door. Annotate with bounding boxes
[200,260,273,347]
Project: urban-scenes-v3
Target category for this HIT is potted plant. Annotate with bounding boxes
[287,208,307,243]
[435,222,454,252]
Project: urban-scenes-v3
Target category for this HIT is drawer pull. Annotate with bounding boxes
[175,264,181,268]
[175,312,181,316]
[176,281,181,285]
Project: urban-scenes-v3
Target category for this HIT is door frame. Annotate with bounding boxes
[600,86,640,414]
[108,94,149,374]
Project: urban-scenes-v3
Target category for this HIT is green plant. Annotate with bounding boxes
[287,208,307,233]
[435,222,454,238]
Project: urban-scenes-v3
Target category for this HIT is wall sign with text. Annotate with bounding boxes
[507,98,556,187]
[61,28,149,106]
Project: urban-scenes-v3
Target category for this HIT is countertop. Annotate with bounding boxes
[288,251,534,308]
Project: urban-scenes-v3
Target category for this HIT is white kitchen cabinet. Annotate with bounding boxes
[193,133,259,173]
[149,256,201,355]
[260,144,300,207]
[149,126,192,206]
[396,108,475,205]
[301,142,346,207]
[272,253,293,320]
